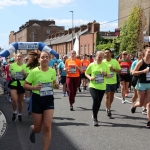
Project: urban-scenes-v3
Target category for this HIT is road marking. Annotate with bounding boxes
[114,95,132,104]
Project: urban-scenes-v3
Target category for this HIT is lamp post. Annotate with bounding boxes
[69,11,74,50]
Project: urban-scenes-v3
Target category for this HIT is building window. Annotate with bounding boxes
[46,30,50,35]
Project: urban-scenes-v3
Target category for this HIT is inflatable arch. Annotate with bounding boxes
[0,42,59,59]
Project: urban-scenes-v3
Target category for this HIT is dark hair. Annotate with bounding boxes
[143,45,150,49]
[26,51,40,69]
[104,48,112,53]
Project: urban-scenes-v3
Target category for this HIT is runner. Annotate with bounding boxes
[57,55,68,97]
[4,58,15,102]
[103,49,121,119]
[118,51,132,103]
[9,53,27,122]
[130,50,147,114]
[64,50,82,111]
[23,51,59,148]
[81,54,90,91]
[25,51,40,116]
[85,51,110,126]
[131,46,150,128]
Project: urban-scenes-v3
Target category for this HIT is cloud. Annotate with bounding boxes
[31,0,74,8]
[0,0,27,9]
[50,18,118,31]
[100,21,118,31]
[53,19,89,28]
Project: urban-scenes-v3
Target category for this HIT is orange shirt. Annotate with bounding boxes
[81,59,90,72]
[65,58,81,77]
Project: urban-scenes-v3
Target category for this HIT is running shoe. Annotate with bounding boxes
[142,109,147,115]
[70,106,74,111]
[107,110,112,117]
[29,126,35,143]
[146,121,150,128]
[131,106,136,113]
[9,99,12,103]
[62,93,66,97]
[93,118,98,126]
[18,115,22,122]
[12,113,17,121]
[122,99,125,104]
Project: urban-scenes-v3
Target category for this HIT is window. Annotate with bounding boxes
[46,30,50,35]
[84,45,86,54]
[88,44,90,54]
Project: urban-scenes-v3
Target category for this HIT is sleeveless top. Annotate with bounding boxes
[138,60,150,83]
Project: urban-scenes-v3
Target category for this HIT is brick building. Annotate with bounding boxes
[119,0,150,35]
[44,21,100,55]
[9,19,64,54]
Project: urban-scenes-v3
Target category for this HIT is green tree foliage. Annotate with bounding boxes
[119,6,142,54]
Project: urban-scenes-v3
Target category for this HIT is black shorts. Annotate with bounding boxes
[119,74,131,82]
[81,73,87,79]
[29,93,54,114]
[106,84,116,93]
[9,85,25,94]
[60,76,66,84]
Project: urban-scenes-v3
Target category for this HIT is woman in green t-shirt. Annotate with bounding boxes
[23,51,59,149]
[85,51,110,126]
[9,53,28,122]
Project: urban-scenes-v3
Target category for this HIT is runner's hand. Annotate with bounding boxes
[90,77,95,81]
[33,84,42,90]
[54,83,59,89]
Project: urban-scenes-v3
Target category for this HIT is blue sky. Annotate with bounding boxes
[0,0,118,49]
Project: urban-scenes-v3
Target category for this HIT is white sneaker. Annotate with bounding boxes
[122,99,125,104]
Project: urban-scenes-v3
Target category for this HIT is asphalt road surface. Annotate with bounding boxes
[0,84,150,150]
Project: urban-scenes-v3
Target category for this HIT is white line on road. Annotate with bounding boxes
[114,95,132,104]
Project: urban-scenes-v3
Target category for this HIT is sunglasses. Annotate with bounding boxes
[123,53,127,55]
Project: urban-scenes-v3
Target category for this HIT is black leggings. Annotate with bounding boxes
[89,87,105,119]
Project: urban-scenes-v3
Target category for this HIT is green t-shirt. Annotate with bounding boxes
[103,59,121,84]
[25,67,56,95]
[85,62,110,90]
[9,62,27,86]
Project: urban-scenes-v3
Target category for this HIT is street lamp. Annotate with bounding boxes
[69,11,74,50]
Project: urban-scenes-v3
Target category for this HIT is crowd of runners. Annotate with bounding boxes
[0,46,150,149]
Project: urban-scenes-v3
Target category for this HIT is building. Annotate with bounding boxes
[118,0,150,35]
[44,21,100,55]
[9,19,65,54]
[44,21,120,55]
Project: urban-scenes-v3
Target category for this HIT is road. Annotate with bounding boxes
[0,84,150,150]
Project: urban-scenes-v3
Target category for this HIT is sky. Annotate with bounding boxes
[0,0,118,49]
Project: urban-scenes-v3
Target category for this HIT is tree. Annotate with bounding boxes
[119,6,146,54]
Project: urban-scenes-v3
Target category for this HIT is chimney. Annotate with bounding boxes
[68,28,72,34]
[59,32,64,36]
[87,22,92,32]
[51,34,55,38]
[55,32,59,38]
[80,25,87,32]
[91,21,100,33]
[63,30,68,35]
[74,27,80,33]
[48,35,51,39]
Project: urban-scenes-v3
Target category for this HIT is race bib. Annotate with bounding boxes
[95,74,104,84]
[146,72,150,81]
[82,66,87,71]
[14,72,24,80]
[110,71,114,77]
[121,68,128,74]
[40,82,53,96]
[69,66,76,74]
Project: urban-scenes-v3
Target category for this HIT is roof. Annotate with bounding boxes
[44,29,88,45]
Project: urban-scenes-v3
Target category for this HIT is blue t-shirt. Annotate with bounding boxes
[48,58,58,67]
[58,62,66,76]
[131,60,138,71]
